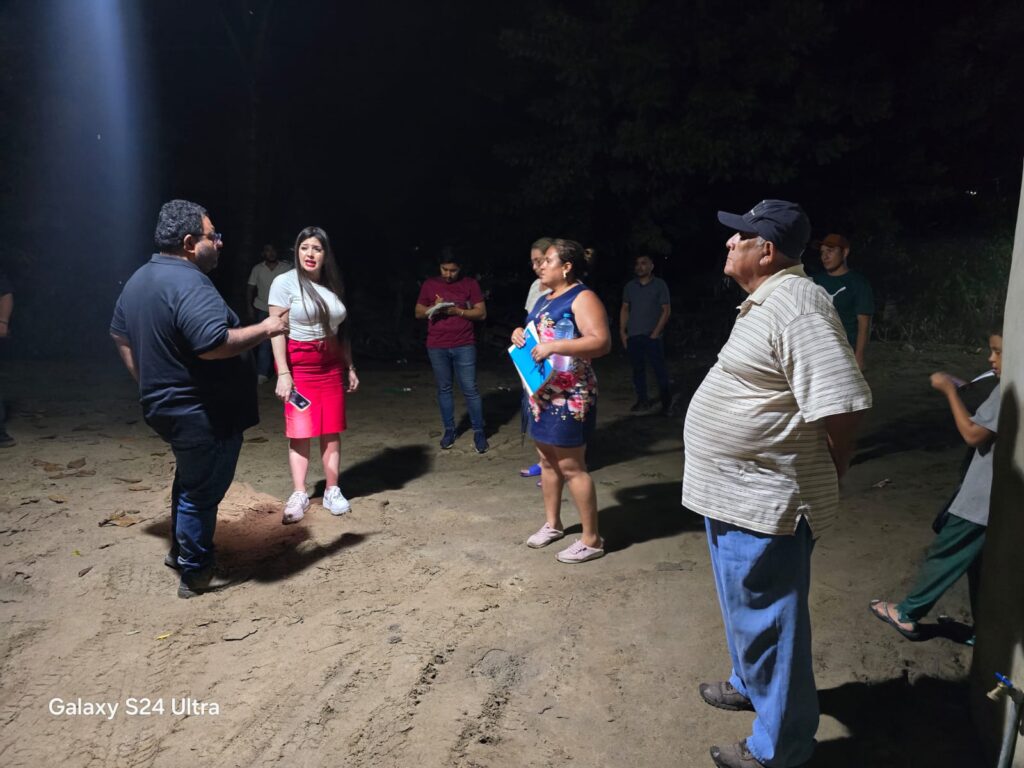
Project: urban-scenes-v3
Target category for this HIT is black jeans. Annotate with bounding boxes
[627,335,670,404]
[148,414,243,575]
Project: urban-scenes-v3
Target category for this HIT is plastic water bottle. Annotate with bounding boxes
[551,313,575,372]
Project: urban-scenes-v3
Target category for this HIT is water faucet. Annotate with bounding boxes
[988,673,1024,768]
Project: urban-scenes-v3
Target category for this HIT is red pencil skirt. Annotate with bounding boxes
[283,338,346,439]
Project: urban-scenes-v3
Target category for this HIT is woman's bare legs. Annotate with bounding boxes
[535,441,600,547]
[288,437,311,492]
[536,443,565,531]
[320,433,340,488]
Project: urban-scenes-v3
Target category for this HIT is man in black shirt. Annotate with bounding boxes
[111,200,288,598]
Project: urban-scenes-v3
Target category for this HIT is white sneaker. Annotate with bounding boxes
[283,491,310,524]
[323,486,351,516]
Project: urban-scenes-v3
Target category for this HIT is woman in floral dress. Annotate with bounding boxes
[511,239,611,563]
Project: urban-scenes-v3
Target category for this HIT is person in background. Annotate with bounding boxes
[620,254,672,413]
[870,327,1002,644]
[0,269,14,447]
[524,237,553,318]
[415,248,488,453]
[269,226,358,524]
[812,233,874,370]
[519,237,552,479]
[247,243,292,382]
[512,239,611,564]
[683,200,871,768]
[110,199,288,598]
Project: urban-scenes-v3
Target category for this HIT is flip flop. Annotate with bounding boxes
[519,463,542,477]
[869,599,921,640]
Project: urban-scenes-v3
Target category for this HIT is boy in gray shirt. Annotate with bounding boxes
[869,328,1003,641]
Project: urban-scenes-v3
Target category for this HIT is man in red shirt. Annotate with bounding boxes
[415,250,488,452]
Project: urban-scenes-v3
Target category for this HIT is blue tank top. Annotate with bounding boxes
[524,283,598,422]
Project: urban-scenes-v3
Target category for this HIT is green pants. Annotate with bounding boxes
[897,514,986,624]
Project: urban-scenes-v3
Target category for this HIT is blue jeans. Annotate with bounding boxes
[706,517,818,767]
[158,419,242,576]
[426,345,484,432]
[627,335,670,403]
[253,308,274,378]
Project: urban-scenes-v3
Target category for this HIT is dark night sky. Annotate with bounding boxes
[147,1,516,253]
[0,0,1021,354]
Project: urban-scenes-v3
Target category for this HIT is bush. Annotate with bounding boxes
[873,232,1011,345]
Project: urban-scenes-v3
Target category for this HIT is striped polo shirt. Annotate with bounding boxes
[682,265,872,536]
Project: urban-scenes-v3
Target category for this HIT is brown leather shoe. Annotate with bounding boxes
[177,568,233,599]
[709,740,765,768]
[700,680,754,711]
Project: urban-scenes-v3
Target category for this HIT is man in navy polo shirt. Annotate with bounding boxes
[110,200,288,598]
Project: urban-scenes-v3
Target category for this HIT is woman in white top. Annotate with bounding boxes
[519,237,551,479]
[268,226,359,524]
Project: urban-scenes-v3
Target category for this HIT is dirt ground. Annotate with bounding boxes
[0,341,1000,767]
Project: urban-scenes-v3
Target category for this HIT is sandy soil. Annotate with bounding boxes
[0,342,998,767]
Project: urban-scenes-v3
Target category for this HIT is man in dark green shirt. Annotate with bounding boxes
[811,233,874,370]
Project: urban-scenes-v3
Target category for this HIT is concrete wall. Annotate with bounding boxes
[971,162,1024,765]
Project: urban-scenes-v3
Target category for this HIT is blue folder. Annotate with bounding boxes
[508,321,555,396]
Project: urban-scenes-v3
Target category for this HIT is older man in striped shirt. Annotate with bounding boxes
[683,200,871,768]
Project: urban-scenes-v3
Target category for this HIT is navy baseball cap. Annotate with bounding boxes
[717,199,811,259]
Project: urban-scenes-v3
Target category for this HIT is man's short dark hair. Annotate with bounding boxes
[154,199,207,251]
[438,245,461,266]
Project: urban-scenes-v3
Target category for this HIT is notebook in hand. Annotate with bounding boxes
[508,322,554,396]
[425,301,456,319]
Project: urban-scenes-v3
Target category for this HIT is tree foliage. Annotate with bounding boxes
[495,0,1023,272]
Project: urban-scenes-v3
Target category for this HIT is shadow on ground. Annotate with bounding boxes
[809,675,986,767]
[142,444,428,585]
[853,409,963,465]
[455,387,523,438]
[582,481,704,553]
[853,382,996,466]
[326,444,432,498]
[587,413,682,472]
[245,531,367,583]
[142,511,368,582]
[911,616,976,644]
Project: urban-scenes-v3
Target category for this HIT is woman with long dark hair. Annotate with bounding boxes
[511,238,611,563]
[268,226,358,524]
